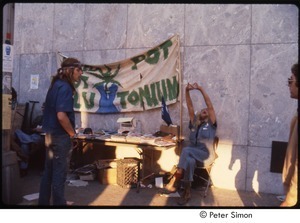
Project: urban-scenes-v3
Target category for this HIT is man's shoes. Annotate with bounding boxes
[177,195,191,205]
[177,181,191,205]
[164,176,178,193]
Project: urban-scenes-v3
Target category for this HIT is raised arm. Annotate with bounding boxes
[185,83,195,122]
[193,83,216,124]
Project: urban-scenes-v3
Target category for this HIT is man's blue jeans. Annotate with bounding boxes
[38,133,71,206]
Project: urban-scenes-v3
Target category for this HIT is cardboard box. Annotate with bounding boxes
[160,124,180,139]
[95,159,118,169]
[98,168,117,185]
[96,159,118,185]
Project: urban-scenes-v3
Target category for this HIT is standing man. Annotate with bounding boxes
[38,58,82,206]
[281,63,298,207]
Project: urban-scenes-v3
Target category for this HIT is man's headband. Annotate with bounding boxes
[61,62,82,68]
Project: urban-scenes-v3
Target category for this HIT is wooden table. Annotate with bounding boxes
[70,134,181,179]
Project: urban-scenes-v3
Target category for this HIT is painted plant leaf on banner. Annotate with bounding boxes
[57,34,181,114]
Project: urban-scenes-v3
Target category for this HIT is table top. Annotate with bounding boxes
[73,132,178,149]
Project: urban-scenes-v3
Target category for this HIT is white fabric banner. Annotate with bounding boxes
[57,35,181,113]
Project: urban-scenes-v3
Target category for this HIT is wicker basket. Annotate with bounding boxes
[117,158,140,188]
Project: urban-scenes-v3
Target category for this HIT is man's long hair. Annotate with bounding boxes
[50,57,81,92]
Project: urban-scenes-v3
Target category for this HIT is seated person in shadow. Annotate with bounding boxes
[163,83,217,205]
[14,103,45,177]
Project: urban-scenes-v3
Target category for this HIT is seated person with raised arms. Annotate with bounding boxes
[163,82,217,205]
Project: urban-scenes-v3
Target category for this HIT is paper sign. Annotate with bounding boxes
[30,74,39,89]
[2,44,13,72]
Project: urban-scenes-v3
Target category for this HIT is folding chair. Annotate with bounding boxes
[193,136,219,197]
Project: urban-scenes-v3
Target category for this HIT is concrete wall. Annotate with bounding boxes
[12,3,298,194]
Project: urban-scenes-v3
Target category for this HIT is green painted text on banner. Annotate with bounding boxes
[57,35,180,114]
